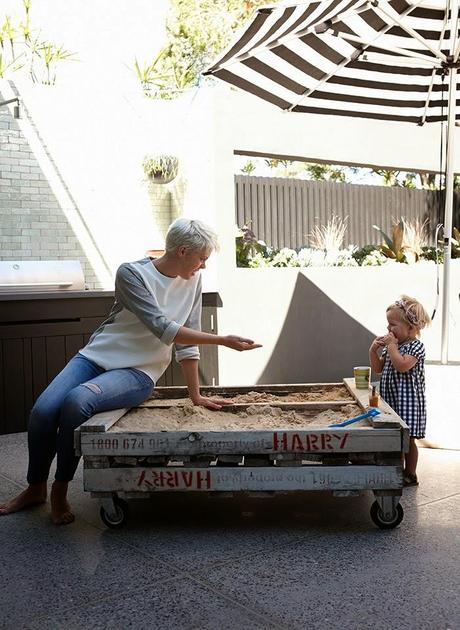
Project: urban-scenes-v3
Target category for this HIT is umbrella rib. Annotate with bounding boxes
[372,0,447,62]
[335,31,443,65]
[421,13,449,125]
[454,12,460,62]
[360,52,439,67]
[288,0,434,112]
[454,37,460,62]
[287,51,358,112]
[420,69,440,125]
[208,0,372,73]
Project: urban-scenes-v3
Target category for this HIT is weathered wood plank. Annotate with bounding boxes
[84,465,402,493]
[343,378,407,428]
[80,408,129,432]
[80,427,402,456]
[343,378,367,409]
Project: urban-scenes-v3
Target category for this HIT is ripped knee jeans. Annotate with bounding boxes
[27,353,154,483]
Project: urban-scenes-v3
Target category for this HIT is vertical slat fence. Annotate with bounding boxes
[235,176,460,248]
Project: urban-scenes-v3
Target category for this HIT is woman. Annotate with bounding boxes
[0,218,261,524]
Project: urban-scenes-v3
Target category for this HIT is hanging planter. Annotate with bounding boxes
[143,154,179,184]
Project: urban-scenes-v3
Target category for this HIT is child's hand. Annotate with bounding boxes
[381,332,398,347]
[370,336,385,351]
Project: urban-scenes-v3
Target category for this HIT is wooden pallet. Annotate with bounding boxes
[78,379,407,497]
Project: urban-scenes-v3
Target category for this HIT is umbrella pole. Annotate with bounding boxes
[440,68,457,363]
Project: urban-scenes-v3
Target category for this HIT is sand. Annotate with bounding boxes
[109,403,365,432]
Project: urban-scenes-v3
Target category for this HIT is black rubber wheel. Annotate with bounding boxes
[100,498,129,528]
[370,500,404,529]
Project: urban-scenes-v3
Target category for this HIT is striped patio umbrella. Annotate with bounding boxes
[204,0,460,362]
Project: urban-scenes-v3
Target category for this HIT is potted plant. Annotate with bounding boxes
[143,154,179,184]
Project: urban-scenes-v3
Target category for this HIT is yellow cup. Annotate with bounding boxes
[354,366,371,389]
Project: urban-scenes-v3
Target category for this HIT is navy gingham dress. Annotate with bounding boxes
[379,339,427,438]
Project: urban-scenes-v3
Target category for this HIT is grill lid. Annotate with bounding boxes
[0,260,85,292]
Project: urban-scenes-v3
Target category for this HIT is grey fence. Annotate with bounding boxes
[235,176,460,249]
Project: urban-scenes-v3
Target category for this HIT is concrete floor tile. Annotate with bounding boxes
[26,577,275,630]
[103,493,305,571]
[0,432,28,482]
[200,502,460,630]
[0,474,30,506]
[0,432,84,485]
[0,513,177,628]
[0,436,458,630]
[399,448,460,509]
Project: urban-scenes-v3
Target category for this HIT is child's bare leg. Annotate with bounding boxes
[0,483,47,515]
[50,481,75,525]
[405,438,419,476]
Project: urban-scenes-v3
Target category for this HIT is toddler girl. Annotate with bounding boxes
[369,295,431,487]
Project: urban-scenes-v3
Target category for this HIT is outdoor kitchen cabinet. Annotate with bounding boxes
[0,291,222,435]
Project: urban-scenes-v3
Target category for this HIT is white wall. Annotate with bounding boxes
[214,262,460,385]
[3,2,459,381]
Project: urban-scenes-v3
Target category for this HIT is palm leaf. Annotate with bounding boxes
[392,221,404,253]
[373,224,394,250]
[380,245,396,259]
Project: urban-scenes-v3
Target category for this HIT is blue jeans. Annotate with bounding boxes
[27,353,154,483]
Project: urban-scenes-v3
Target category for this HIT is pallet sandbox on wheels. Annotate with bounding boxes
[74,379,409,530]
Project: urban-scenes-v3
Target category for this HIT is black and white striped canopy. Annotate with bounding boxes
[204,0,460,124]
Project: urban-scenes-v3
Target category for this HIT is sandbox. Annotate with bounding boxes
[75,379,408,529]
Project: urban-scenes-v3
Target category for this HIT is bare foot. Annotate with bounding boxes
[0,483,47,515]
[50,481,75,525]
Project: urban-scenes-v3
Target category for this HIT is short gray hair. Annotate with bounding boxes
[165,218,219,253]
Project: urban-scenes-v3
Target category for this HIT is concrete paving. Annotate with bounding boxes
[0,432,458,630]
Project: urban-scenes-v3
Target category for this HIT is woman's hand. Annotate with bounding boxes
[191,395,232,410]
[222,335,262,351]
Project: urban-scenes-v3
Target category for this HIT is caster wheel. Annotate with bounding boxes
[100,498,129,528]
[370,500,404,529]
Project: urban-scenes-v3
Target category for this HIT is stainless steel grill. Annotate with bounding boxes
[0,260,85,293]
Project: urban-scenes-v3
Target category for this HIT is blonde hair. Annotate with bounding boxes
[387,295,431,336]
[165,218,219,253]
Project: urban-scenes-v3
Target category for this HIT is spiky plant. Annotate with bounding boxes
[401,217,429,255]
[308,215,348,251]
[373,218,422,263]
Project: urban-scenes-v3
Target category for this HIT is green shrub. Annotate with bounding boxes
[235,225,270,267]
[420,246,442,262]
[352,245,379,265]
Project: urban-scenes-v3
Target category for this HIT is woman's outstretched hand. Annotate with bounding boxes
[222,335,262,351]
